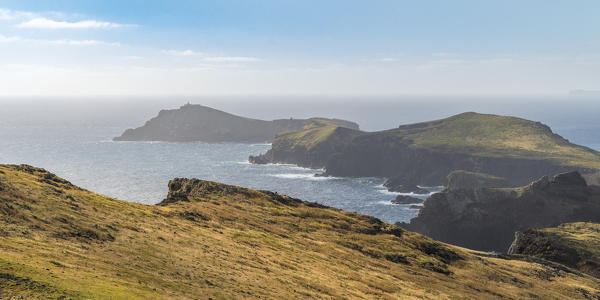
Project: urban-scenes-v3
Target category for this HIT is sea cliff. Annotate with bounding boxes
[401,171,600,252]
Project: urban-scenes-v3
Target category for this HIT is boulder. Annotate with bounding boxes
[384,179,429,194]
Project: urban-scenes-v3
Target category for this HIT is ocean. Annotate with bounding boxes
[1,95,598,224]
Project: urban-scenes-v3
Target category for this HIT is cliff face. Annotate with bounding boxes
[2,164,599,299]
[325,133,585,187]
[113,104,359,143]
[507,222,600,278]
[252,112,600,188]
[402,171,600,252]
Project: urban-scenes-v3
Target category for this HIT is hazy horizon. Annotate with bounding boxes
[1,1,600,95]
[1,95,599,152]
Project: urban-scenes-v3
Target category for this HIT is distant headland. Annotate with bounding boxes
[250,112,600,191]
[113,103,359,143]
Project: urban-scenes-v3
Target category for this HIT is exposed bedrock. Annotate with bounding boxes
[400,171,600,252]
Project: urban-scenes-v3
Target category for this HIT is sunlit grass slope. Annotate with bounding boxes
[385,112,600,168]
[0,164,599,299]
[272,112,600,170]
[273,119,361,150]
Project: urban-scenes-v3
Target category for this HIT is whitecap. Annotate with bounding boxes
[375,200,395,206]
[268,173,336,181]
[269,163,325,172]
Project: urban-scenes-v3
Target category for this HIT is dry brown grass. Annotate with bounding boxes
[0,164,599,299]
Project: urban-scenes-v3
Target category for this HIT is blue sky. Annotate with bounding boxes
[0,0,599,95]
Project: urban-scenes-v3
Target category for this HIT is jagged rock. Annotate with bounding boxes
[552,171,588,186]
[400,171,600,252]
[248,152,272,164]
[392,195,424,205]
[507,231,523,255]
[529,175,550,190]
[383,179,429,194]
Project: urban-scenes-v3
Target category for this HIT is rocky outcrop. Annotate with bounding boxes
[507,222,600,278]
[506,231,524,255]
[392,195,424,204]
[446,170,509,189]
[583,172,600,186]
[400,171,600,252]
[114,103,359,143]
[383,181,430,194]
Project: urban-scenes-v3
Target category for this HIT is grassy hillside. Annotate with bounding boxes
[273,119,361,150]
[1,164,599,299]
[386,112,600,169]
[263,112,600,176]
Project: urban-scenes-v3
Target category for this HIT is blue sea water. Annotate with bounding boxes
[0,96,598,224]
[0,126,435,223]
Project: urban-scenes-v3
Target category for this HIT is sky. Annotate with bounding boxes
[0,0,599,96]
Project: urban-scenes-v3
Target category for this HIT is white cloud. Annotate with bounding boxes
[17,17,125,29]
[162,49,204,56]
[0,34,21,42]
[0,34,119,46]
[202,56,260,63]
[49,39,121,46]
[0,8,36,20]
[163,50,261,63]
